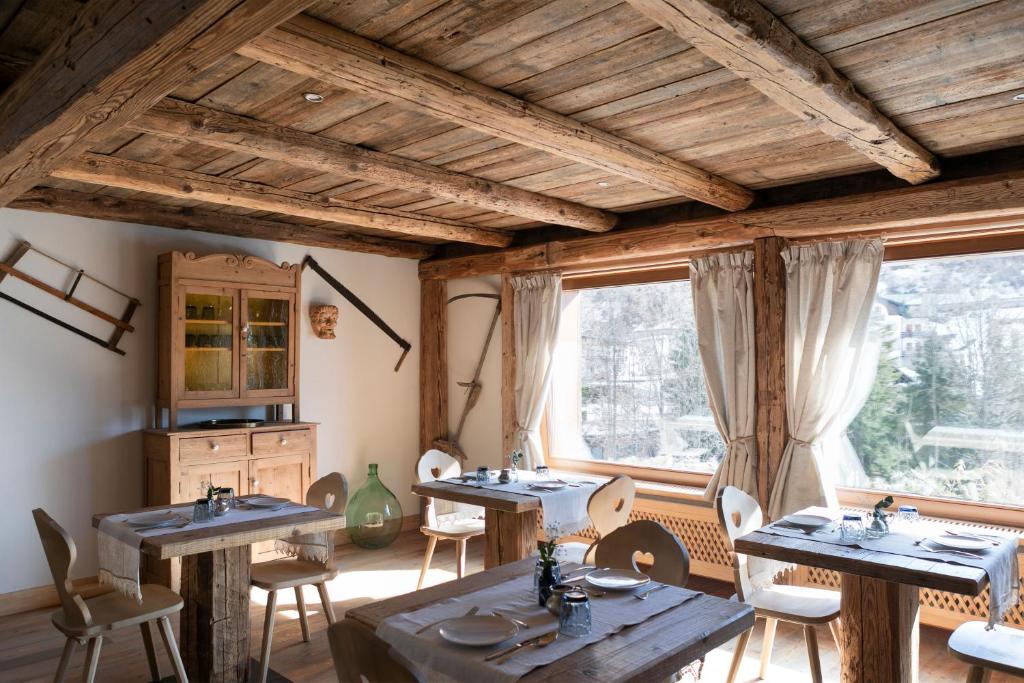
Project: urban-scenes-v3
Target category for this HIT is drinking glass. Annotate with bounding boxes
[896,505,919,530]
[535,465,550,482]
[193,498,213,523]
[839,513,865,542]
[559,589,592,637]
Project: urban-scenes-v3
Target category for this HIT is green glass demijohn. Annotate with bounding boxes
[345,463,403,549]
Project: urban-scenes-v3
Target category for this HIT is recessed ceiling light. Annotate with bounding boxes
[1013,93,1024,102]
[596,181,611,187]
[304,92,325,103]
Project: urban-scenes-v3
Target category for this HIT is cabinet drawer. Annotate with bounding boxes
[253,429,311,456]
[179,434,248,462]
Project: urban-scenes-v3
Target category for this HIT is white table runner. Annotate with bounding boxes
[446,472,598,536]
[764,509,1020,627]
[98,503,318,601]
[377,572,702,683]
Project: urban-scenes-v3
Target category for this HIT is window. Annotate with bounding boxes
[845,249,1024,505]
[548,279,723,479]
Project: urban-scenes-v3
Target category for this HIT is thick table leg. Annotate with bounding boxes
[839,573,919,683]
[180,545,251,682]
[484,509,538,569]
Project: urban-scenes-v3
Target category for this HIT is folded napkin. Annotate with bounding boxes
[275,531,331,566]
[98,511,189,602]
[447,473,597,537]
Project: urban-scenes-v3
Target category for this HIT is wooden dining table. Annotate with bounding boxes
[347,557,755,682]
[413,479,543,568]
[735,526,992,683]
[93,499,345,683]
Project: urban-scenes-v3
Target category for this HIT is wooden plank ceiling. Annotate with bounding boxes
[0,0,1021,259]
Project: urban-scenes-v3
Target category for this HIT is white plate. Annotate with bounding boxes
[782,513,833,530]
[244,496,291,509]
[585,568,651,591]
[927,535,991,552]
[125,511,184,528]
[529,480,568,490]
[439,615,518,646]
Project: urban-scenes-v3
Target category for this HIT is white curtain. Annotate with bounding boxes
[767,238,884,520]
[512,273,562,469]
[692,251,759,502]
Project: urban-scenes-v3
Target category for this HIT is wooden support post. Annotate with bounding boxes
[419,279,448,455]
[484,508,539,569]
[754,236,787,514]
[500,275,517,463]
[179,546,251,682]
[839,574,920,683]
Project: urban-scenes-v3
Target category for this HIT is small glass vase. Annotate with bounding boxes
[866,513,890,539]
[345,464,403,549]
[536,560,561,607]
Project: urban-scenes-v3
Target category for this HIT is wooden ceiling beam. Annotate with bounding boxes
[52,154,512,248]
[238,15,754,212]
[625,0,940,184]
[11,187,433,259]
[0,0,315,207]
[420,170,1024,279]
[128,98,618,233]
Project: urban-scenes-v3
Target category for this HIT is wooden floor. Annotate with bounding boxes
[0,530,1011,682]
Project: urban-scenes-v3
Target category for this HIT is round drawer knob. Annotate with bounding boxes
[279,438,288,446]
[210,442,220,452]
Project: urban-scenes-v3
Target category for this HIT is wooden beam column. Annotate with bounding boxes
[179,546,251,682]
[419,280,448,455]
[753,236,788,513]
[500,274,517,463]
[0,0,314,206]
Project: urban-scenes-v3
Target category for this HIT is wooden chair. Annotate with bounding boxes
[415,449,485,589]
[32,508,188,683]
[559,475,636,564]
[593,519,690,587]
[328,619,417,683]
[251,472,347,683]
[715,486,841,683]
[948,621,1024,682]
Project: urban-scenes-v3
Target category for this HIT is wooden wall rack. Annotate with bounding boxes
[0,241,140,354]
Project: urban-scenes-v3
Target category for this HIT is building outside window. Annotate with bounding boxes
[548,279,724,478]
[845,249,1024,505]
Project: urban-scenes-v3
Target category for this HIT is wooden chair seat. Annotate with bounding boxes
[253,472,347,683]
[251,559,338,591]
[948,621,1024,678]
[415,450,486,589]
[34,508,188,683]
[52,584,183,637]
[421,518,485,539]
[714,487,841,683]
[745,584,840,624]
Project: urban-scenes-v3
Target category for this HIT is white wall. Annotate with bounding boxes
[0,209,421,594]
[446,276,503,472]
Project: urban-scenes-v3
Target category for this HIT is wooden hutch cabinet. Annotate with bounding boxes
[144,252,317,586]
[156,251,302,427]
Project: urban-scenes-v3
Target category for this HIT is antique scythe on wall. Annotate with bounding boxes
[433,292,501,463]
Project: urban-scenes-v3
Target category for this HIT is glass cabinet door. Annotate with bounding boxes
[242,291,293,396]
[182,289,238,396]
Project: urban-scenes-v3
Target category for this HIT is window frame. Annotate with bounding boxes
[545,238,1024,523]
